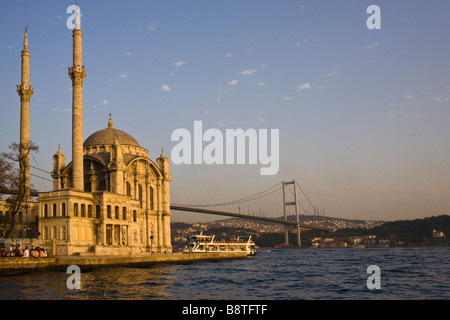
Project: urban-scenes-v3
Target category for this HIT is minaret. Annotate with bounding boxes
[68,5,86,190]
[16,27,33,200]
[157,148,172,252]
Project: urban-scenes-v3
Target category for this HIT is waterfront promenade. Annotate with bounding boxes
[0,252,248,275]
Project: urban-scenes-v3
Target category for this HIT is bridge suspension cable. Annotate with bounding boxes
[172,180,324,222]
[296,181,319,215]
[6,165,52,183]
[30,164,52,175]
[172,182,283,208]
[283,181,321,216]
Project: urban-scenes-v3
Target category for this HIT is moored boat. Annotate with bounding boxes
[184,232,256,256]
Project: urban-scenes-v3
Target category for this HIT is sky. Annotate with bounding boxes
[1,1,450,222]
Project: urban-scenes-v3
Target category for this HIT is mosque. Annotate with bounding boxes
[3,8,173,255]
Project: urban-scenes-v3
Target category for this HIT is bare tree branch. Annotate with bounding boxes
[0,141,39,238]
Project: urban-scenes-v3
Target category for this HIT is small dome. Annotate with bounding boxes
[83,114,141,148]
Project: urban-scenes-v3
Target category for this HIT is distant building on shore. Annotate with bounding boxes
[433,229,446,238]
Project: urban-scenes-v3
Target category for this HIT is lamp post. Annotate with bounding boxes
[149,235,154,254]
[149,223,154,254]
[150,235,154,254]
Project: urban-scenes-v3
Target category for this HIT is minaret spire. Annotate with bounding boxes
[75,3,81,29]
[23,26,28,49]
[68,5,87,190]
[108,114,114,128]
[17,26,33,200]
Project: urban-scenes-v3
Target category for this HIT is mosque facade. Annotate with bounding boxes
[4,7,173,255]
[38,115,173,255]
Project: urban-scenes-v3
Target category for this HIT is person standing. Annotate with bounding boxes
[9,245,15,257]
[17,244,23,257]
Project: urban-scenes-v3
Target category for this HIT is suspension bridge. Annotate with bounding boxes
[171,180,331,247]
[1,164,331,247]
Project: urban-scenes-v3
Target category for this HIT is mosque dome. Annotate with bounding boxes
[83,114,141,148]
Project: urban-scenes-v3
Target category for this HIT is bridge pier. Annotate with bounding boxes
[282,180,301,248]
[282,181,289,246]
[294,181,301,248]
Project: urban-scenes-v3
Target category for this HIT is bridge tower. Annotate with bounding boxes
[282,180,301,247]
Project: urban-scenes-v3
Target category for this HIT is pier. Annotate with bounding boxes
[0,252,248,276]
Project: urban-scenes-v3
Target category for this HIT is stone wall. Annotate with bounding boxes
[0,252,248,275]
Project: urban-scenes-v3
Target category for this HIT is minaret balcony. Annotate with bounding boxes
[17,84,34,101]
[68,66,87,85]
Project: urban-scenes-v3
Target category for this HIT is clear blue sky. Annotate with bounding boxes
[1,1,450,222]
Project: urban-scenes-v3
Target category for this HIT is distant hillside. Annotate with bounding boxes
[334,215,450,236]
[282,214,374,223]
[282,214,384,230]
[171,215,450,248]
[332,215,450,246]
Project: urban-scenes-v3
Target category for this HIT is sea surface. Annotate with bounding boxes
[0,247,449,300]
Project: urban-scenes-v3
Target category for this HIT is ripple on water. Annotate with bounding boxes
[0,248,449,299]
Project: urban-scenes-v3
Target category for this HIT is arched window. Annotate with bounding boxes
[53,226,57,240]
[133,210,137,222]
[107,205,111,219]
[74,203,78,217]
[81,204,86,217]
[115,206,119,219]
[126,182,131,196]
[62,203,66,217]
[88,205,92,218]
[122,207,127,220]
[88,226,93,241]
[60,226,66,240]
[73,226,79,241]
[96,205,101,218]
[150,186,155,210]
[138,184,143,208]
[80,226,86,241]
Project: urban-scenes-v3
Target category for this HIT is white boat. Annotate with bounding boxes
[184,232,257,256]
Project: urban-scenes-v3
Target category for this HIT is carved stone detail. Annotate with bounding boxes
[17,83,33,101]
[68,65,87,85]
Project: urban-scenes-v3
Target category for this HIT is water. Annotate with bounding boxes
[0,247,449,300]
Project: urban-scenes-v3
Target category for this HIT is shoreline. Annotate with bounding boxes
[0,251,248,276]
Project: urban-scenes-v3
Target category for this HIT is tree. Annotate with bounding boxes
[0,153,15,192]
[0,141,39,238]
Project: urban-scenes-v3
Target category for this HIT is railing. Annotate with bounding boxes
[0,238,69,256]
[54,241,68,256]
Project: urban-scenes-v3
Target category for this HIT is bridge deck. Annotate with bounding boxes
[170,205,330,231]
[0,189,329,231]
